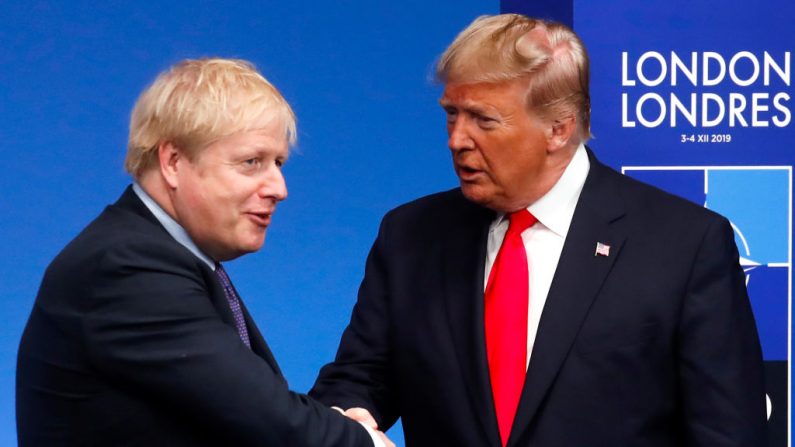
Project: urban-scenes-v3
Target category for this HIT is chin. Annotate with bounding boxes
[245,234,267,252]
[461,185,494,207]
[222,238,265,260]
[461,187,517,212]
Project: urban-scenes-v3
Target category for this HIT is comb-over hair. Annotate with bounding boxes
[437,14,591,141]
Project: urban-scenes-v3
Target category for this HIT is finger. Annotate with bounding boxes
[344,407,378,429]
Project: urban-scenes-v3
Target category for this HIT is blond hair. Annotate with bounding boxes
[125,58,296,177]
[437,14,591,140]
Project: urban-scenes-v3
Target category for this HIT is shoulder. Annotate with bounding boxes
[366,188,494,254]
[40,199,209,308]
[61,201,192,264]
[383,188,492,227]
[590,158,727,229]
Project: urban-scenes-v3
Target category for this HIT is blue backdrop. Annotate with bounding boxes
[3,1,792,446]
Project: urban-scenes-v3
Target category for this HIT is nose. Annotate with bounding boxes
[447,118,474,153]
[259,165,288,202]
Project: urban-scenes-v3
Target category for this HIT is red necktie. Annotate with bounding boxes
[485,209,536,446]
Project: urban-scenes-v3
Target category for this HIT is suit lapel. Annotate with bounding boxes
[206,269,284,377]
[118,185,284,377]
[508,156,627,446]
[238,299,284,378]
[442,197,502,447]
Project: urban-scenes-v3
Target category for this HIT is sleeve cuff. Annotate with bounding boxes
[359,421,386,447]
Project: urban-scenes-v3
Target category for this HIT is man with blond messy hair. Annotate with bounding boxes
[311,14,767,446]
[17,58,392,447]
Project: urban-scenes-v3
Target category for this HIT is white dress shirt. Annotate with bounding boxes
[484,144,590,368]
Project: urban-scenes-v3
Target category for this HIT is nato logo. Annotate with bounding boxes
[621,166,791,364]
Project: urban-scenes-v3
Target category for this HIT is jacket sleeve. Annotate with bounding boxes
[82,237,373,447]
[677,215,768,446]
[310,214,400,430]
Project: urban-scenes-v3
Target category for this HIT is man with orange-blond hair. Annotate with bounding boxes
[17,58,392,447]
[311,14,767,446]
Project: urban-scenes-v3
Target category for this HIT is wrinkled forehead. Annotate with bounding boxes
[200,120,292,154]
[440,78,532,110]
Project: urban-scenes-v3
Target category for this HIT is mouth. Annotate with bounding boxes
[246,211,273,228]
[456,164,486,182]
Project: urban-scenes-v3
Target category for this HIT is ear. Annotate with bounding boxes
[546,115,577,153]
[158,141,182,189]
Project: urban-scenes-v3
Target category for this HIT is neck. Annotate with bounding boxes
[137,170,179,222]
[511,143,579,212]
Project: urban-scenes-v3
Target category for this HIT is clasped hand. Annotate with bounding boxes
[333,407,395,447]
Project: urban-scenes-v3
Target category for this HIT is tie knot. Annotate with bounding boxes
[507,209,537,236]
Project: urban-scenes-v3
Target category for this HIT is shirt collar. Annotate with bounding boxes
[529,143,590,237]
[132,182,216,270]
[493,143,590,238]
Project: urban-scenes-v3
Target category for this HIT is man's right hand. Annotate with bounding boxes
[340,407,378,431]
[332,406,393,447]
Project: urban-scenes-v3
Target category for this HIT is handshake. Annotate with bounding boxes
[334,407,395,447]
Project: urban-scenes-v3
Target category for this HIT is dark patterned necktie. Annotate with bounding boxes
[214,263,252,348]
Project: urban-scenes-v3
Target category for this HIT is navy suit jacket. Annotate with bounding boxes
[17,186,372,447]
[311,151,767,446]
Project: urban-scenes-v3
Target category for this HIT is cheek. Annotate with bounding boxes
[238,190,264,215]
[206,176,246,211]
[180,181,209,217]
[185,188,234,230]
[481,140,514,179]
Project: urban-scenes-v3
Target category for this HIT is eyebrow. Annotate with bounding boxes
[238,144,290,159]
[439,99,494,117]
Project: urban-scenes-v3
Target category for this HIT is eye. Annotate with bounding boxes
[275,158,286,168]
[476,115,498,129]
[443,107,458,122]
[242,158,262,171]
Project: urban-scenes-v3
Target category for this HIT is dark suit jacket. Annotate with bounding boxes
[16,186,372,447]
[310,151,767,446]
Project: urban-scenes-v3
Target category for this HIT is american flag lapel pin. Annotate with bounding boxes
[595,242,610,257]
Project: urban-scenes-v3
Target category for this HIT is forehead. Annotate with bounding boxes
[439,79,529,111]
[203,125,290,158]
